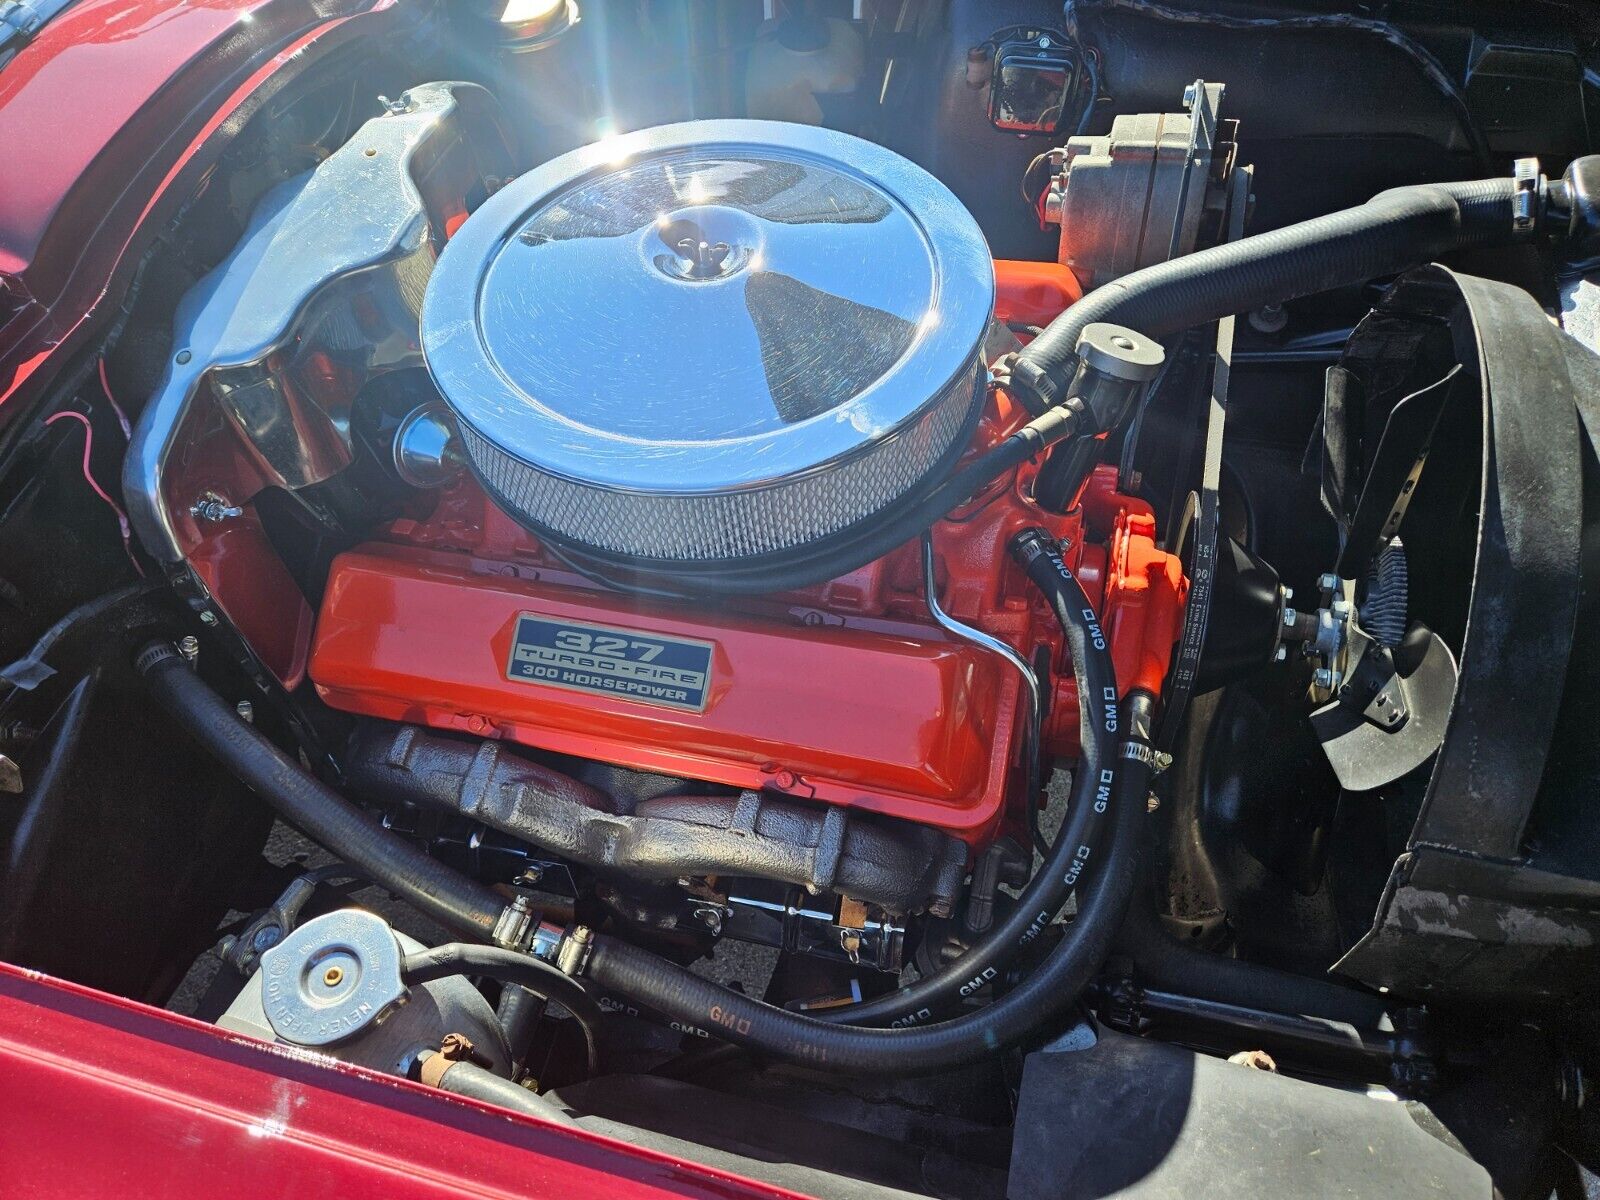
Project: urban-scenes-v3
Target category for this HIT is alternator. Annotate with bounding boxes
[1042,80,1240,285]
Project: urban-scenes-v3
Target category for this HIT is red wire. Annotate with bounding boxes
[97,358,132,439]
[43,411,144,577]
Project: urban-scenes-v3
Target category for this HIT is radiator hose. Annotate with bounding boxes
[137,641,506,940]
[1009,176,1523,410]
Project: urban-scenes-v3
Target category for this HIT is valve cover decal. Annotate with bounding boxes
[506,614,714,712]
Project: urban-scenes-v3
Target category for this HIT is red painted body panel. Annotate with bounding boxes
[0,0,409,411]
[0,961,795,1199]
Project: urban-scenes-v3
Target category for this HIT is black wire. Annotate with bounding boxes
[2,580,162,691]
[1027,644,1055,859]
[1075,44,1101,136]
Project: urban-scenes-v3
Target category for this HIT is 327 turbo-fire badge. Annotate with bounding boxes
[506,614,714,712]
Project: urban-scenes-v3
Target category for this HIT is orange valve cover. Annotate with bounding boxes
[310,544,1022,840]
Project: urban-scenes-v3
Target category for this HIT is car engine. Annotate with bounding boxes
[6,2,1600,1196]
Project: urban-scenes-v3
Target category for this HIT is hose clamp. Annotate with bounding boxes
[491,894,535,950]
[1513,157,1543,236]
[556,925,595,977]
[1121,740,1173,775]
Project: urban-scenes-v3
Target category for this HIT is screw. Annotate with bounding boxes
[199,611,218,626]
[235,700,254,723]
[177,635,200,663]
[517,864,545,886]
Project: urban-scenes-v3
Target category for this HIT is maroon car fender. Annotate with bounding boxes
[0,0,415,415]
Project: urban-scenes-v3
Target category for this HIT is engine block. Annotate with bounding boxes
[310,264,1186,847]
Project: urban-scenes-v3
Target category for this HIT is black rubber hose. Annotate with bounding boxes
[1112,889,1389,1028]
[815,529,1120,1028]
[1010,178,1520,410]
[497,985,547,1067]
[402,944,604,1076]
[421,1055,575,1123]
[136,641,505,939]
[581,741,1144,1075]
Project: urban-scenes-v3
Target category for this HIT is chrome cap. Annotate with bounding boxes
[422,120,992,565]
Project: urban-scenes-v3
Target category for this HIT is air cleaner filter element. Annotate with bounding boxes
[421,120,993,573]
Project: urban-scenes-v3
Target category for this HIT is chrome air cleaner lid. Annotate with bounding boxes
[422,120,993,568]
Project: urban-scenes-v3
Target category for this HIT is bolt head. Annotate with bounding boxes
[1318,572,1341,592]
[177,635,200,662]
[1273,645,1288,663]
[1313,667,1335,688]
[251,925,281,952]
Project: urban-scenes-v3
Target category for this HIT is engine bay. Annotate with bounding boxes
[5,2,1600,1195]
